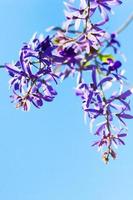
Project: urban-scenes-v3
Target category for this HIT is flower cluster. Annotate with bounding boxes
[6,34,59,111]
[5,0,133,163]
[75,58,133,163]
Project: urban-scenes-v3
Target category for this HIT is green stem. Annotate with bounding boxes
[0,65,5,68]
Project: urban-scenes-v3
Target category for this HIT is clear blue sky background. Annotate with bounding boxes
[0,1,133,200]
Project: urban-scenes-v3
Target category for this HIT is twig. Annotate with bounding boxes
[116,12,133,34]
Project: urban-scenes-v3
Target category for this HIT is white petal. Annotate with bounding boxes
[89,118,95,133]
[102,81,112,91]
[80,0,87,9]
[84,111,88,125]
[130,87,133,93]
[46,26,55,32]
[75,18,81,30]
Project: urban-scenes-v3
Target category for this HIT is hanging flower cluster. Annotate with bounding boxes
[5,0,133,163]
[5,35,60,111]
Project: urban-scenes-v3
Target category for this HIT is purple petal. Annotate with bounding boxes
[119,113,133,119]
[117,133,127,138]
[98,77,113,87]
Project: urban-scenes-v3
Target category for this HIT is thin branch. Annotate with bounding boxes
[99,12,133,54]
[116,12,133,34]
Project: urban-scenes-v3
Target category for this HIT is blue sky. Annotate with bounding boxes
[0,1,133,200]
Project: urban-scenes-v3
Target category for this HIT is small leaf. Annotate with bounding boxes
[99,54,114,62]
[83,61,90,67]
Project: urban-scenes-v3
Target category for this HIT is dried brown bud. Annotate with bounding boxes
[102,152,109,164]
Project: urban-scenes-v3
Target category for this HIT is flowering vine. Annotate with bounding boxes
[1,0,133,163]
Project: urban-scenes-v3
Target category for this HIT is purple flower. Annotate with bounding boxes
[75,52,133,163]
[90,0,122,23]
[63,0,90,31]
[57,24,105,55]
[106,33,121,53]
[75,82,106,119]
[5,34,59,110]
